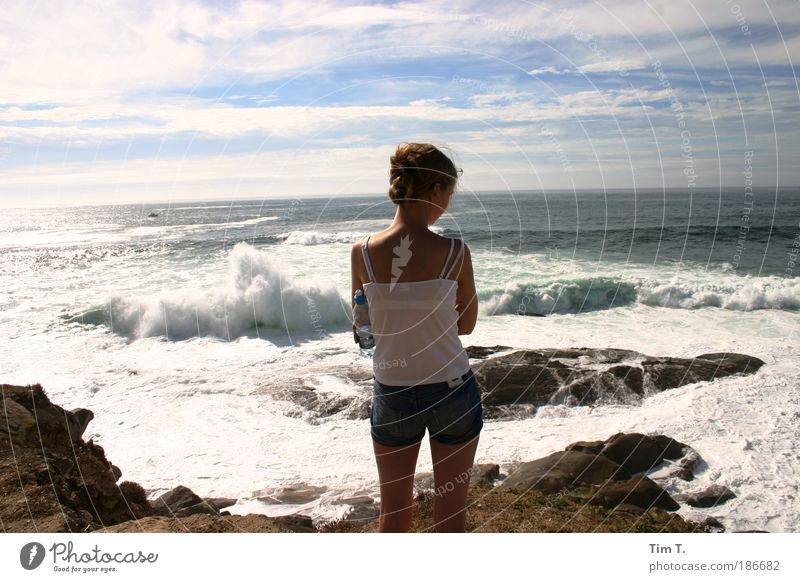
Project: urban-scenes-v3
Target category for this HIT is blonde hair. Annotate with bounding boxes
[388,143,459,204]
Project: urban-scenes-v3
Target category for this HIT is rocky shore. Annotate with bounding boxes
[0,346,765,533]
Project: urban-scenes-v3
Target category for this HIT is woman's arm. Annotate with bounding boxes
[350,241,365,344]
[453,243,478,335]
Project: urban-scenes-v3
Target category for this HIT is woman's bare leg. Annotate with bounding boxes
[429,435,479,532]
[372,438,422,532]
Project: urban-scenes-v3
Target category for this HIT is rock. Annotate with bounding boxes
[148,488,236,518]
[642,353,764,390]
[564,439,606,455]
[0,383,151,532]
[576,476,680,511]
[469,463,500,486]
[608,365,645,396]
[467,348,764,414]
[0,397,37,445]
[464,345,514,359]
[673,484,737,508]
[268,382,370,421]
[67,408,95,441]
[537,348,642,363]
[472,349,570,407]
[255,483,327,504]
[649,448,704,482]
[500,450,631,493]
[593,433,686,474]
[150,485,203,516]
[695,352,765,374]
[699,515,724,529]
[203,497,238,512]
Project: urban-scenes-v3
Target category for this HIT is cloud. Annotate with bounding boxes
[528,65,571,75]
[0,0,797,203]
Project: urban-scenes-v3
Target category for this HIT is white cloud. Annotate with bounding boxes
[528,65,571,75]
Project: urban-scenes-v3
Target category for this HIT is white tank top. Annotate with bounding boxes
[361,234,471,386]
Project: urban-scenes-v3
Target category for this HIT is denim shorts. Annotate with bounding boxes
[370,368,484,447]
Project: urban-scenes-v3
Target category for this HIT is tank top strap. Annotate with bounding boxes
[361,235,376,283]
[442,239,464,279]
[438,238,456,278]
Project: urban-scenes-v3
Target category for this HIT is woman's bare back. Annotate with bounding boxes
[364,229,461,284]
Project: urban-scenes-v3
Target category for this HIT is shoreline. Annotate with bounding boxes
[0,345,775,533]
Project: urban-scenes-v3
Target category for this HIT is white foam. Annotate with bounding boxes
[67,242,350,339]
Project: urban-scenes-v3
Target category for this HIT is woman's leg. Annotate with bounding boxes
[429,434,480,532]
[372,438,422,532]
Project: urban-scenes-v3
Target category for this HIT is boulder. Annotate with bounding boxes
[642,353,764,390]
[673,484,737,508]
[464,347,764,414]
[499,450,631,493]
[0,383,150,532]
[575,476,680,511]
[593,432,686,474]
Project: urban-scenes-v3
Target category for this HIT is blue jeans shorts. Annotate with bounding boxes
[370,368,484,447]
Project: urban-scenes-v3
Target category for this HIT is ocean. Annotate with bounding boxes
[1,188,798,531]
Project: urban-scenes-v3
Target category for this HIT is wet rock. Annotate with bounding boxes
[673,484,737,508]
[466,347,764,414]
[469,463,501,486]
[150,485,203,516]
[642,353,764,390]
[499,450,632,493]
[465,345,514,359]
[575,476,680,511]
[589,432,686,474]
[255,483,328,504]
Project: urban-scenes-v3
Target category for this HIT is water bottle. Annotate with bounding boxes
[353,289,375,357]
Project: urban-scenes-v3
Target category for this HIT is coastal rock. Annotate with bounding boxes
[565,433,704,482]
[149,485,235,518]
[673,484,737,508]
[270,383,370,421]
[468,347,765,415]
[499,432,688,512]
[648,448,704,482]
[255,483,328,504]
[464,345,514,359]
[567,432,687,475]
[499,450,632,493]
[574,476,680,511]
[0,383,150,532]
[641,353,765,391]
[0,382,314,533]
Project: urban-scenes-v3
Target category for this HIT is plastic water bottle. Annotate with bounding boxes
[353,289,375,357]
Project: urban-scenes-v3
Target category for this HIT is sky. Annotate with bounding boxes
[0,0,798,207]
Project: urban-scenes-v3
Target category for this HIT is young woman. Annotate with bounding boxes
[350,142,482,533]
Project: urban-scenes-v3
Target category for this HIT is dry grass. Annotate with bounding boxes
[319,483,713,533]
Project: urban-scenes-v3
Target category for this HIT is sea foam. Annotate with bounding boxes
[64,242,350,340]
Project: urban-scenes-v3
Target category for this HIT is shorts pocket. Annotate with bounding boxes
[429,378,482,441]
[371,394,408,441]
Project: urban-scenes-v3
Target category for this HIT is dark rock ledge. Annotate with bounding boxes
[260,345,765,423]
[465,345,764,418]
[1,377,763,533]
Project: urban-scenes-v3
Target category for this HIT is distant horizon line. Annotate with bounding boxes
[3,185,797,210]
